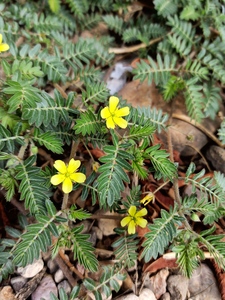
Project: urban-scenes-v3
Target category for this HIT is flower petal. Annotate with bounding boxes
[128,206,137,217]
[136,217,148,228]
[140,193,154,205]
[62,177,73,194]
[101,107,111,119]
[106,116,115,129]
[51,174,65,185]
[113,116,128,129]
[109,96,119,113]
[54,160,67,174]
[128,220,136,234]
[0,34,2,44]
[121,216,131,227]
[67,159,80,173]
[135,208,148,217]
[116,107,130,117]
[70,172,86,183]
[0,43,9,52]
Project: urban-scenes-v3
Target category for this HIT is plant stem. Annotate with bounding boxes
[69,139,80,161]
[62,193,69,210]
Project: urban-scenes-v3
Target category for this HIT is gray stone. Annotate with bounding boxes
[89,230,97,246]
[57,280,71,295]
[139,288,157,300]
[31,275,58,300]
[167,274,189,300]
[206,145,225,173]
[145,269,169,299]
[10,276,27,292]
[92,226,103,240]
[98,210,121,236]
[188,264,221,300]
[160,292,171,300]
[47,259,58,274]
[54,269,65,283]
[42,250,51,262]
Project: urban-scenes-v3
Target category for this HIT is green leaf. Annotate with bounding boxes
[33,128,63,154]
[180,6,200,21]
[71,226,98,272]
[48,0,60,13]
[3,80,42,113]
[98,142,132,206]
[69,205,91,221]
[145,144,177,180]
[141,206,183,261]
[73,110,102,135]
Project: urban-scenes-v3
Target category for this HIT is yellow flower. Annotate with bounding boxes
[140,193,155,206]
[101,96,130,129]
[121,206,148,234]
[51,159,86,194]
[0,34,9,52]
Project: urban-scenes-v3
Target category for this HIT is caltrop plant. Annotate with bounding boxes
[1,0,225,298]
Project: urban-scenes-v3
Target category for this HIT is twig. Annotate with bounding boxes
[167,115,193,231]
[108,36,163,54]
[163,251,213,260]
[58,250,84,280]
[54,254,78,286]
[61,193,69,210]
[54,83,68,99]
[69,140,80,161]
[185,144,212,172]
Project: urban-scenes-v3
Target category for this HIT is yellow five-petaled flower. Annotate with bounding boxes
[51,159,86,194]
[121,205,148,234]
[0,34,9,53]
[101,96,130,129]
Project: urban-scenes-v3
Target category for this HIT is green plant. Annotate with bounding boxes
[1,0,225,299]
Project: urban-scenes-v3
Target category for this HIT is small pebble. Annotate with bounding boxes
[57,280,72,295]
[47,259,58,274]
[31,275,58,300]
[54,269,65,283]
[139,288,156,300]
[167,274,189,300]
[17,258,44,278]
[160,292,171,300]
[10,276,27,292]
[0,286,16,300]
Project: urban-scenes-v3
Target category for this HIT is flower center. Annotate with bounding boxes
[65,172,71,178]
